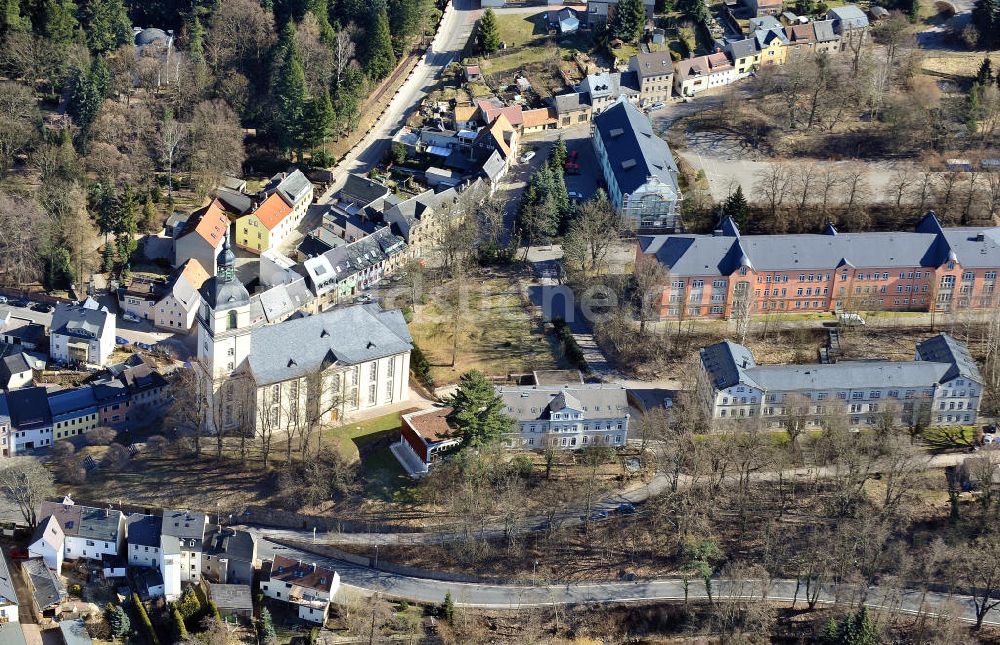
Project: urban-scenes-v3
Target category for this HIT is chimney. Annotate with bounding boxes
[297,559,302,567]
[311,562,317,572]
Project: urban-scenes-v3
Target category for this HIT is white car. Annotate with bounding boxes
[520,151,536,163]
[568,191,583,200]
[649,102,665,111]
[122,312,141,323]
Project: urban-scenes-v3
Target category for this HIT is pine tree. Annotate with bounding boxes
[189,14,209,88]
[967,82,984,135]
[724,186,750,230]
[304,88,335,155]
[440,592,455,625]
[972,0,1000,48]
[364,6,396,80]
[102,243,114,272]
[476,8,501,54]
[272,22,308,159]
[115,185,139,262]
[308,0,335,45]
[977,57,994,86]
[80,0,131,53]
[141,196,158,233]
[41,0,79,43]
[0,0,28,35]
[259,607,277,644]
[611,0,646,43]
[106,603,130,638]
[447,370,514,447]
[551,136,567,170]
[67,64,104,147]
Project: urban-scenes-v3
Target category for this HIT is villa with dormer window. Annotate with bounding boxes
[496,384,630,450]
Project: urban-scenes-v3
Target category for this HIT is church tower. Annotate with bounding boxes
[196,231,253,432]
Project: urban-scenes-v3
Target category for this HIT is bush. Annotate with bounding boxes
[552,318,588,373]
[145,435,169,452]
[51,441,75,459]
[68,583,82,597]
[277,448,359,511]
[934,0,955,15]
[410,343,434,388]
[259,607,277,645]
[176,587,201,619]
[171,606,188,642]
[85,427,117,446]
[132,593,160,645]
[101,443,130,470]
[58,461,87,485]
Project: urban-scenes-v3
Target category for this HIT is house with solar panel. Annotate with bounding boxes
[592,97,681,231]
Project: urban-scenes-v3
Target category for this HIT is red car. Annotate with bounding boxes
[8,547,28,560]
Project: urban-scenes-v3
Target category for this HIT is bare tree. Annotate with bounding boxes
[633,254,669,334]
[950,535,1000,629]
[754,164,791,222]
[0,192,45,287]
[0,458,55,528]
[158,116,185,198]
[333,24,358,87]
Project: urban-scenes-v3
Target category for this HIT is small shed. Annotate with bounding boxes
[869,5,889,19]
[58,619,93,645]
[101,553,126,579]
[0,623,27,645]
[425,167,462,188]
[208,583,254,622]
[464,65,482,82]
[557,8,579,33]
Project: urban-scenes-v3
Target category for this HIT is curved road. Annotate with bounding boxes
[260,538,1000,626]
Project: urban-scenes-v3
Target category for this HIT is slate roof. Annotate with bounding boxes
[22,558,61,610]
[631,51,674,78]
[339,174,391,207]
[497,384,629,422]
[700,340,757,389]
[38,501,123,543]
[0,352,31,383]
[257,278,312,323]
[916,333,983,383]
[274,170,313,206]
[728,38,758,59]
[554,93,589,114]
[812,19,838,41]
[593,98,679,197]
[209,583,253,611]
[161,509,208,542]
[126,513,162,548]
[6,386,51,428]
[47,387,98,419]
[0,318,44,347]
[0,553,19,608]
[51,302,112,342]
[216,189,253,216]
[639,214,1000,277]
[248,304,412,385]
[203,527,256,563]
[828,5,869,30]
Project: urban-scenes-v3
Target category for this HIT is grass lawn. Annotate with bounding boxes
[323,410,420,502]
[408,271,568,385]
[324,411,407,462]
[608,42,639,64]
[494,10,550,48]
[920,425,979,451]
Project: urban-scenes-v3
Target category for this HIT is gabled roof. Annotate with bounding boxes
[0,623,26,645]
[475,113,516,158]
[701,340,758,390]
[166,258,210,311]
[38,501,123,543]
[51,302,113,341]
[812,19,838,41]
[30,515,63,553]
[916,333,983,383]
[274,170,313,207]
[0,554,17,608]
[208,583,253,611]
[249,192,293,231]
[553,92,589,114]
[126,513,162,548]
[631,51,674,77]
[339,174,391,207]
[266,555,336,593]
[6,386,51,428]
[179,200,229,248]
[161,509,208,540]
[22,559,60,610]
[593,98,679,198]
[727,38,758,59]
[203,527,256,563]
[785,23,816,43]
[522,107,557,128]
[481,149,507,182]
[476,99,524,127]
[828,4,869,29]
[454,104,478,124]
[248,304,412,385]
[216,189,253,216]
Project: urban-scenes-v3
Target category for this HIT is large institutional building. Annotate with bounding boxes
[698,333,983,430]
[638,212,1000,320]
[196,234,412,436]
[497,383,631,450]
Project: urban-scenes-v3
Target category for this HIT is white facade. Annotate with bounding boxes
[11,425,53,453]
[28,517,63,573]
[498,384,631,451]
[63,533,121,563]
[50,325,114,367]
[261,568,340,624]
[159,536,182,601]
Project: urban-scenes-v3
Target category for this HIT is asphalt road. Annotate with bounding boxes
[258,537,1000,625]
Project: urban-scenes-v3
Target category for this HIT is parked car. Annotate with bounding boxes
[520,151,536,163]
[115,336,129,345]
[0,296,8,304]
[8,547,28,560]
[122,312,141,323]
[617,502,636,515]
[648,102,665,111]
[9,298,28,308]
[568,191,583,201]
[838,313,866,327]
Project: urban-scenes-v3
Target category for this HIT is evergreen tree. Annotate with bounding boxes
[272,22,308,158]
[364,6,396,80]
[476,8,501,54]
[308,0,335,45]
[447,370,514,448]
[967,82,984,135]
[303,88,335,155]
[80,0,131,53]
[67,63,105,147]
[141,196,158,233]
[977,57,994,86]
[41,0,79,43]
[0,0,28,35]
[611,0,646,42]
[550,136,567,170]
[189,14,209,88]
[102,243,114,272]
[388,0,424,54]
[972,0,1000,48]
[723,186,750,230]
[106,603,131,638]
[441,592,455,624]
[259,607,277,644]
[115,185,139,262]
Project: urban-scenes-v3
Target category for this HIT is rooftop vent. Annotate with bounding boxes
[609,128,625,138]
[622,159,637,170]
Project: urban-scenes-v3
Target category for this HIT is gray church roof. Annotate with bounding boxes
[248,304,412,385]
[593,98,678,198]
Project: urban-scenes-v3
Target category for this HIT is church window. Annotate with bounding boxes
[228,310,237,330]
[387,357,395,379]
[369,362,377,381]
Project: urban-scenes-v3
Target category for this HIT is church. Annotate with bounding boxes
[196,233,413,437]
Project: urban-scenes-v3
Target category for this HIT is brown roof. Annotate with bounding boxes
[477,99,524,127]
[478,113,515,158]
[707,52,733,70]
[38,502,81,537]
[251,192,293,231]
[268,555,336,593]
[183,199,229,247]
[632,51,674,77]
[179,258,210,290]
[454,104,478,124]
[522,107,557,128]
[465,65,481,75]
[404,406,456,442]
[784,23,816,43]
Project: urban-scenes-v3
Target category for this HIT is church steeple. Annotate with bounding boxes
[218,230,237,283]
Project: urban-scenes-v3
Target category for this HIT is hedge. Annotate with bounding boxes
[410,343,435,388]
[551,318,589,373]
[171,606,188,642]
[131,593,160,645]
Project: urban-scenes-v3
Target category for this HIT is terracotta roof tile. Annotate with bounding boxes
[187,199,229,246]
[522,107,557,128]
[252,192,293,231]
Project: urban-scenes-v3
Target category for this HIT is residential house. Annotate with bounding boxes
[0,397,11,457]
[392,406,462,477]
[111,356,170,426]
[750,16,789,66]
[783,22,817,57]
[32,499,126,571]
[726,38,761,76]
[592,97,681,230]
[0,353,33,390]
[698,333,982,430]
[811,19,840,54]
[174,199,229,275]
[6,387,53,452]
[50,299,115,367]
[827,5,869,35]
[553,93,592,128]
[383,187,460,259]
[91,378,130,430]
[672,52,736,97]
[497,384,631,449]
[629,52,674,105]
[474,113,519,169]
[154,259,210,332]
[636,212,1000,320]
[159,535,181,601]
[47,387,99,442]
[586,0,654,27]
[117,274,164,321]
[235,193,292,254]
[579,71,641,113]
[0,554,17,624]
[161,509,208,583]
[475,99,525,133]
[265,170,314,226]
[28,516,63,572]
[744,0,782,17]
[261,556,340,624]
[125,513,162,570]
[201,526,258,585]
[453,104,478,130]
[0,316,44,352]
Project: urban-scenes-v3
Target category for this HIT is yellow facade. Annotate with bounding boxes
[733,53,760,75]
[759,42,786,66]
[236,213,271,254]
